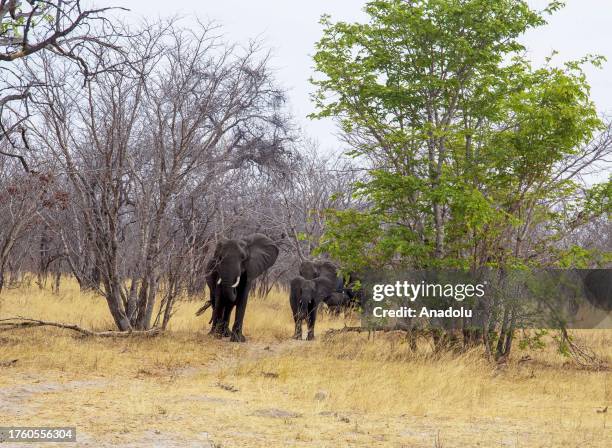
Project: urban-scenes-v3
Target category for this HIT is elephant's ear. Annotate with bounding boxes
[242,233,279,279]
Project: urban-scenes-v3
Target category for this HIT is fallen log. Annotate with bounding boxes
[0,317,162,337]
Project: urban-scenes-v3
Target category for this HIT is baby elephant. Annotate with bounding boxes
[289,275,333,340]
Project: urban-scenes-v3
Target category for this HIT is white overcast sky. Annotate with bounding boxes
[97,1,612,153]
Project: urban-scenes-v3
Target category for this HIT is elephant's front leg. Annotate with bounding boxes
[210,290,225,338]
[289,292,303,340]
[293,315,303,340]
[306,301,318,341]
[230,281,251,342]
[221,302,234,337]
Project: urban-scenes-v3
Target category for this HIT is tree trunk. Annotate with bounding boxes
[53,271,61,294]
[496,307,510,360]
[38,225,51,289]
[143,277,158,330]
[126,277,139,321]
[104,277,132,331]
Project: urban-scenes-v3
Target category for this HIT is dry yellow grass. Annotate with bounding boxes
[0,278,610,447]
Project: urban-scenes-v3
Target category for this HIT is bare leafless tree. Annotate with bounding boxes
[25,20,293,330]
[0,1,122,301]
[1,1,123,161]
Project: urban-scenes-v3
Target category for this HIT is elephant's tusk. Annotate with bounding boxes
[217,278,222,285]
[231,276,240,288]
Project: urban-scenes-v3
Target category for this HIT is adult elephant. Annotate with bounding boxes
[206,233,279,342]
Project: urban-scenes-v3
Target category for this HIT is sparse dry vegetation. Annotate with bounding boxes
[1,279,610,447]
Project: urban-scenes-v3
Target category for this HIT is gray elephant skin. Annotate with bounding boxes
[300,260,361,311]
[206,233,279,342]
[582,269,612,311]
[291,260,349,340]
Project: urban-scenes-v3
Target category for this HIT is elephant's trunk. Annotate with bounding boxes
[297,297,309,320]
[222,284,238,302]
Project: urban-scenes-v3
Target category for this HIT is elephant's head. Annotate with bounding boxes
[314,261,338,284]
[299,260,338,283]
[299,260,319,280]
[212,233,279,301]
[213,239,247,302]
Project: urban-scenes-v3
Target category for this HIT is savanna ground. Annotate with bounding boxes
[0,279,610,448]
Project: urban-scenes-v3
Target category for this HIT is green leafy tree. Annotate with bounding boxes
[311,0,611,360]
[311,0,610,273]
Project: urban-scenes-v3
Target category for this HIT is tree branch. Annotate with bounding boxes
[0,317,162,337]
